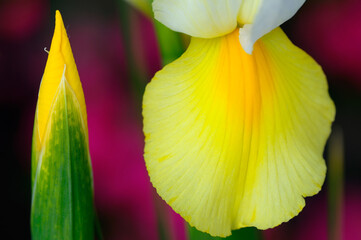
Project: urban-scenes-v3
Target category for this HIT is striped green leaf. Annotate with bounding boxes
[31,74,94,240]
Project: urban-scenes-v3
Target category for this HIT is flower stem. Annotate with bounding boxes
[327,127,344,240]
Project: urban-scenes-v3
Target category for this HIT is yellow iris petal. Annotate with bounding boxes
[37,10,87,144]
[143,27,335,237]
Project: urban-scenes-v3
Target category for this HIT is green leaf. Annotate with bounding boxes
[125,0,153,18]
[31,78,94,239]
[188,224,262,240]
[153,20,185,66]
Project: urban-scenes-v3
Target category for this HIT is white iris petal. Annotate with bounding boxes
[239,0,305,54]
[237,0,262,24]
[153,0,242,38]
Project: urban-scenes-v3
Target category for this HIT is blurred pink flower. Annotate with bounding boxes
[293,0,361,88]
[264,187,361,240]
[69,17,159,240]
[129,10,162,79]
[0,0,47,40]
[66,14,186,240]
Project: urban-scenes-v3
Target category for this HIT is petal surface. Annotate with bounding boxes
[238,0,305,54]
[143,28,335,237]
[153,0,242,38]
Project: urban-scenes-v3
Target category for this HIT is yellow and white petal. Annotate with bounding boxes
[152,0,242,38]
[37,10,87,144]
[238,0,305,54]
[143,27,335,237]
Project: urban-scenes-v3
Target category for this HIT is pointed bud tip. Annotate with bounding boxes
[55,10,63,23]
[54,10,64,40]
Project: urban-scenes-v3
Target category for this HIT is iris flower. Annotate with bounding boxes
[143,0,335,237]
